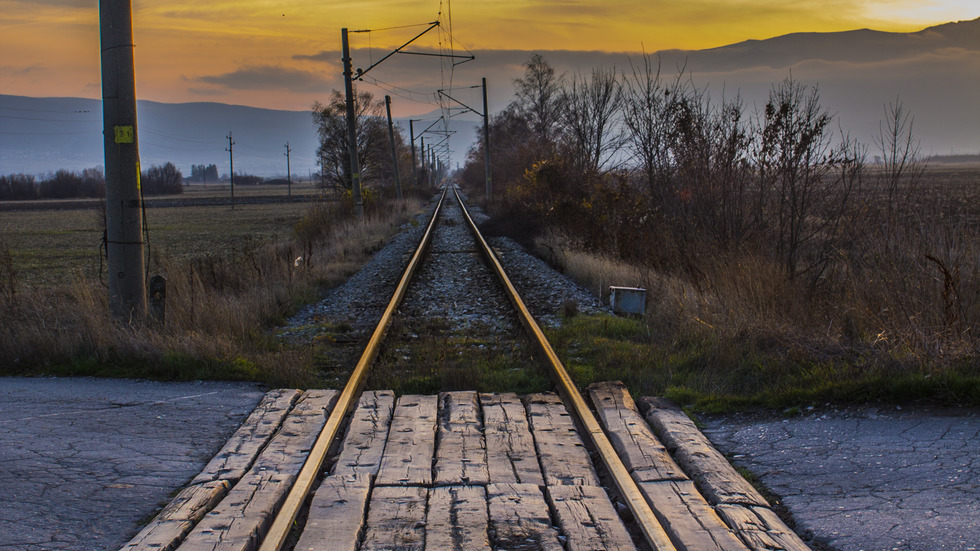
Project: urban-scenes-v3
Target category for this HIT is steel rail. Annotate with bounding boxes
[452,186,678,551]
[259,187,448,551]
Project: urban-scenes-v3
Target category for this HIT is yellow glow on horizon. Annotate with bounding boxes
[0,0,976,110]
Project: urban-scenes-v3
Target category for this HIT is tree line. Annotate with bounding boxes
[461,54,922,287]
[0,162,190,200]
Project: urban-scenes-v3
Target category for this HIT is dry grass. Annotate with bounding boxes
[515,167,980,409]
[0,192,432,385]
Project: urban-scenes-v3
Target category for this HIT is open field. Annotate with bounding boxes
[0,201,314,287]
[178,179,323,199]
[0,189,433,385]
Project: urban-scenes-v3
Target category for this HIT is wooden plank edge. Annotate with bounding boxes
[637,396,768,507]
[120,480,230,551]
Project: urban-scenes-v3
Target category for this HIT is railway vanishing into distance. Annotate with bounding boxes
[122,186,811,551]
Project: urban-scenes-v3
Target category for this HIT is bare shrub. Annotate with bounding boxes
[753,77,863,282]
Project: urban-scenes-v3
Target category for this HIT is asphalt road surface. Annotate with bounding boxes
[0,377,264,550]
[703,405,980,551]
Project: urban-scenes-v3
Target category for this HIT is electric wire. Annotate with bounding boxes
[0,114,99,123]
[0,105,93,114]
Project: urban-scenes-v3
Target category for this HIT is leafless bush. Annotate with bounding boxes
[873,97,926,231]
[753,77,863,282]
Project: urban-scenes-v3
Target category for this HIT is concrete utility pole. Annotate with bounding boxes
[409,119,418,186]
[226,133,235,210]
[426,144,433,187]
[384,96,402,200]
[284,141,292,198]
[341,28,364,219]
[100,0,146,320]
[482,78,492,200]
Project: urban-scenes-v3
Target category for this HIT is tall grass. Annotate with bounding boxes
[0,192,431,386]
[519,170,980,408]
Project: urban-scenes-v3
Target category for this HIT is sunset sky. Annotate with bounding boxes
[1,0,977,115]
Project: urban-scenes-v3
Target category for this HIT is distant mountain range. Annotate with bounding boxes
[0,95,476,178]
[1,17,977,176]
[657,18,979,70]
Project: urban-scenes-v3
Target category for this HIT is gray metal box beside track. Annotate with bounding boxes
[609,286,646,315]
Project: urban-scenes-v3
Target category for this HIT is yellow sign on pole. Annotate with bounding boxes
[113,125,134,144]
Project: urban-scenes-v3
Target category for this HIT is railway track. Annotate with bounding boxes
[123,186,810,551]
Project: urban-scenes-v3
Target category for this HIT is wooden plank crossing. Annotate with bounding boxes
[434,391,490,486]
[121,480,230,551]
[715,504,811,551]
[359,485,428,551]
[637,394,810,551]
[636,479,748,551]
[524,392,600,486]
[178,390,338,551]
[126,384,809,551]
[481,393,544,486]
[638,396,768,507]
[293,474,371,551]
[590,382,748,550]
[427,485,492,550]
[548,485,638,551]
[329,390,395,477]
[588,382,685,483]
[374,394,437,487]
[192,389,302,486]
[487,483,564,551]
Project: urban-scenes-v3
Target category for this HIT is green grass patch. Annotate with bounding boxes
[544,314,980,413]
[5,351,263,382]
[342,318,551,396]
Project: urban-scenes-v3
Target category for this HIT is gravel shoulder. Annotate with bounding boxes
[702,405,980,551]
[284,188,604,341]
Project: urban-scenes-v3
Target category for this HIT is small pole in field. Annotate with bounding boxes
[482,77,492,200]
[284,141,292,198]
[226,132,235,210]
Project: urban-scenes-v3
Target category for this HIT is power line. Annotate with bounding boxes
[359,75,440,106]
[0,105,93,114]
[0,114,99,123]
[141,128,219,145]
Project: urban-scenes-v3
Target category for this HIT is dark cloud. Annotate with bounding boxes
[195,66,331,93]
[0,65,48,77]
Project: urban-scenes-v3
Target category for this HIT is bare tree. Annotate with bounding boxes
[312,89,388,190]
[753,77,861,280]
[513,54,565,148]
[619,53,685,204]
[873,97,925,230]
[560,67,623,175]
